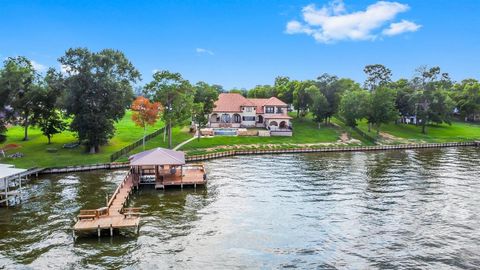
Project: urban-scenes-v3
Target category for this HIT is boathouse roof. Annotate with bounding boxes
[129,148,185,166]
[0,166,27,180]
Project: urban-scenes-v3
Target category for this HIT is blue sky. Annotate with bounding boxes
[0,0,479,89]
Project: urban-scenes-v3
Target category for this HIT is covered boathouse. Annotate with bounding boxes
[73,148,207,238]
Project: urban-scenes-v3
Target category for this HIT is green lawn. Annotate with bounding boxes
[6,109,477,169]
[122,126,194,159]
[0,111,164,168]
[356,119,480,143]
[180,116,345,153]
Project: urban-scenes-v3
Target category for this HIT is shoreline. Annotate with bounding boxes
[37,141,480,174]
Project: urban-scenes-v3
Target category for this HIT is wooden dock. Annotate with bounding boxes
[153,164,207,189]
[74,148,208,238]
[73,171,141,237]
[73,164,207,238]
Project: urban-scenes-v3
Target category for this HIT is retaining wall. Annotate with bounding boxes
[38,141,479,174]
[185,142,477,162]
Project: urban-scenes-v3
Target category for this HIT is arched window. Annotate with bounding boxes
[279,121,287,128]
[257,115,264,123]
[210,113,219,123]
[221,114,231,123]
[233,114,241,123]
[269,121,278,126]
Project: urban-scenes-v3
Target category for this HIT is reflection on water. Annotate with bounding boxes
[1,147,480,269]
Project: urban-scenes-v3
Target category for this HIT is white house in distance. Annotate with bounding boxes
[208,93,292,133]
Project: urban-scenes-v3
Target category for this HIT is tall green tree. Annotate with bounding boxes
[367,87,399,134]
[249,84,280,99]
[293,81,316,118]
[316,74,354,124]
[0,56,38,141]
[60,48,140,153]
[30,69,67,144]
[310,91,329,128]
[229,88,248,97]
[453,79,480,121]
[274,76,294,105]
[412,66,454,133]
[363,64,392,91]
[390,79,416,120]
[193,81,219,140]
[339,90,370,127]
[144,70,194,149]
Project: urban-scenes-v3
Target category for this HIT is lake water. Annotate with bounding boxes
[1,147,480,269]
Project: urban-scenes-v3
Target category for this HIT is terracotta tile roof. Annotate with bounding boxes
[213,93,255,112]
[213,93,288,113]
[264,97,288,107]
[248,99,267,113]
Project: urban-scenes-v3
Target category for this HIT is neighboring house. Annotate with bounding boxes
[208,93,292,131]
[399,115,419,125]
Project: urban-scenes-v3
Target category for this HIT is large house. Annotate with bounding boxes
[208,93,292,131]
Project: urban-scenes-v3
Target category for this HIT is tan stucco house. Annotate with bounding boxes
[208,93,292,134]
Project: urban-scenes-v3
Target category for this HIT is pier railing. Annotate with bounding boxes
[107,171,133,208]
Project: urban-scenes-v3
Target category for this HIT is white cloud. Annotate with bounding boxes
[382,19,421,36]
[285,0,420,43]
[195,48,214,55]
[31,60,46,72]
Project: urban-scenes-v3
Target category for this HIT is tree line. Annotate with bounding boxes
[1,48,479,152]
[0,48,220,152]
[239,64,480,135]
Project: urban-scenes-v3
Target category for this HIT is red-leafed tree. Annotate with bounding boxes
[131,96,162,150]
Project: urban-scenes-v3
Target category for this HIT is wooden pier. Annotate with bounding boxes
[73,147,207,238]
[73,171,141,237]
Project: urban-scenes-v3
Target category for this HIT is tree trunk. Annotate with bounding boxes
[163,125,167,142]
[89,145,96,154]
[143,126,146,150]
[197,125,201,141]
[168,120,172,149]
[368,122,371,132]
[296,108,299,118]
[23,115,29,141]
[47,135,51,144]
[422,123,426,134]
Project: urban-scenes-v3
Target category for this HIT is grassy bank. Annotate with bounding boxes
[178,116,366,155]
[356,120,480,143]
[0,111,164,168]
[3,111,478,169]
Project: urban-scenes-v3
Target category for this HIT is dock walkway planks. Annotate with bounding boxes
[73,171,140,236]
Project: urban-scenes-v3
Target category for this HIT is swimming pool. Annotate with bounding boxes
[213,128,237,136]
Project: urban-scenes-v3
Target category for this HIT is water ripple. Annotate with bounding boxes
[0,147,479,269]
